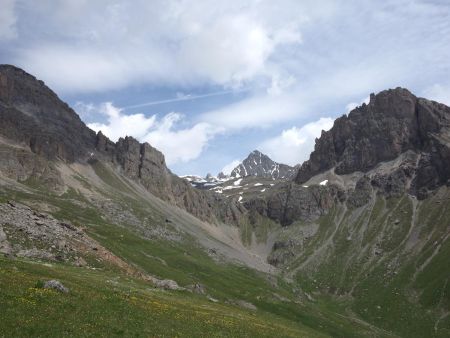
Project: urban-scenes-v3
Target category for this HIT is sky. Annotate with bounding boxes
[1,0,450,176]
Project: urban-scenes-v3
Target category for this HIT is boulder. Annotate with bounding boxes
[43,280,69,293]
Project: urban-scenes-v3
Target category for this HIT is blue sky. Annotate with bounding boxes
[1,0,450,176]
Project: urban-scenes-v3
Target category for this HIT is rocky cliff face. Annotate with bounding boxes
[0,65,97,162]
[231,150,297,179]
[94,133,245,223]
[0,65,244,224]
[244,183,344,226]
[295,88,450,196]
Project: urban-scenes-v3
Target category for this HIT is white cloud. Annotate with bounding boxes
[13,1,304,93]
[142,113,216,165]
[87,102,156,141]
[422,84,450,106]
[267,73,296,96]
[221,159,241,175]
[178,15,273,86]
[18,47,136,93]
[0,0,17,40]
[259,117,334,166]
[199,91,303,130]
[82,102,217,166]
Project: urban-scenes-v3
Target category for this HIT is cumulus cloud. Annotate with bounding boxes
[80,102,217,166]
[142,113,217,165]
[0,0,17,40]
[259,117,334,166]
[86,103,156,141]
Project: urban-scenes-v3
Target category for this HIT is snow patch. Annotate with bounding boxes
[233,178,243,186]
[254,183,263,186]
[261,188,266,192]
[223,186,238,191]
[319,180,328,186]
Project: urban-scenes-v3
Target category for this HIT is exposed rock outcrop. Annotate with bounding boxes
[295,88,450,197]
[0,143,63,189]
[347,176,372,208]
[244,183,344,226]
[0,65,97,162]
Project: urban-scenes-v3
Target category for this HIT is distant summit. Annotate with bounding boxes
[230,150,297,180]
[181,150,296,189]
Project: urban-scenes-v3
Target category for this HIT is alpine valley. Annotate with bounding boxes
[0,65,449,337]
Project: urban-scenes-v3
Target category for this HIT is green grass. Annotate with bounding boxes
[0,257,325,338]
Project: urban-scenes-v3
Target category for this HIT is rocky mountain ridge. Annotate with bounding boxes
[295,88,450,197]
[0,65,244,224]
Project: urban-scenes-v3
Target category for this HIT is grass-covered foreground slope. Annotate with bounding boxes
[0,161,388,337]
[0,257,324,338]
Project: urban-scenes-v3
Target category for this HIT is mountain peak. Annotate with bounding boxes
[250,149,263,156]
[295,87,450,194]
[230,150,296,180]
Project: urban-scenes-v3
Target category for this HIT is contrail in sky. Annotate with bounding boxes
[122,87,250,109]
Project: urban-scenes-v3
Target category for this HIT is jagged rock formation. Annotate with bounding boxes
[0,65,244,224]
[244,183,344,226]
[231,150,297,179]
[295,88,450,197]
[95,134,245,223]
